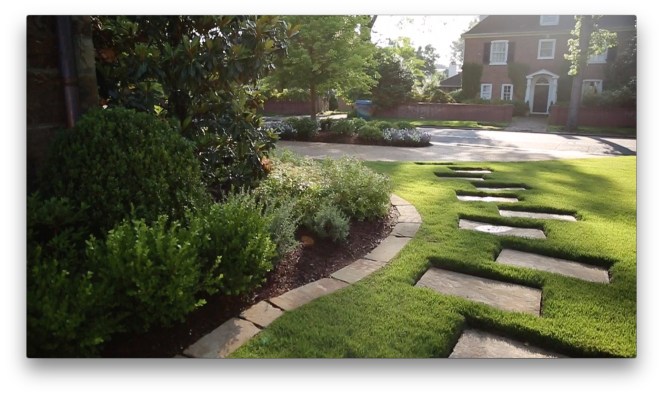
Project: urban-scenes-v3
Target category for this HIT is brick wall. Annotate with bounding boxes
[548,105,636,128]
[262,98,328,115]
[376,103,514,123]
[463,29,636,101]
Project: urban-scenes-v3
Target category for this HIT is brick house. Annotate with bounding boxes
[461,15,636,114]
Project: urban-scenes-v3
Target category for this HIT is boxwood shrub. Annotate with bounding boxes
[39,107,210,235]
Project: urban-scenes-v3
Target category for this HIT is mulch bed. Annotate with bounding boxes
[101,206,399,358]
[283,131,431,147]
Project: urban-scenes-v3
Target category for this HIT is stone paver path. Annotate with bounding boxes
[457,195,519,203]
[476,187,527,192]
[497,249,609,283]
[438,176,485,181]
[449,329,564,358]
[416,268,542,315]
[451,169,492,174]
[498,209,576,221]
[179,194,421,358]
[459,219,546,239]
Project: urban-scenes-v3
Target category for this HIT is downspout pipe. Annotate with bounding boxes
[56,16,80,127]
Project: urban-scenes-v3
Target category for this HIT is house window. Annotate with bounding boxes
[480,84,492,100]
[582,80,603,95]
[538,39,556,59]
[490,40,508,65]
[540,15,559,26]
[588,49,608,64]
[501,84,513,101]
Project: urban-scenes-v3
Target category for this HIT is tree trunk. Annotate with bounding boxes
[566,16,592,132]
[309,84,318,120]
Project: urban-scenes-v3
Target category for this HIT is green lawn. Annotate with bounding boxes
[370,117,508,130]
[233,156,636,358]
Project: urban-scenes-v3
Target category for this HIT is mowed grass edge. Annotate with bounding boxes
[232,156,636,358]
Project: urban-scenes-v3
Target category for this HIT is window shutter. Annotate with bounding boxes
[607,46,617,61]
[507,41,515,63]
[483,42,490,64]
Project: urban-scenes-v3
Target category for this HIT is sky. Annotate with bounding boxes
[371,15,479,66]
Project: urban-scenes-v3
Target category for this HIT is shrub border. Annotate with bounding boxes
[180,194,421,358]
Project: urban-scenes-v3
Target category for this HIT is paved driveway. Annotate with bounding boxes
[277,129,636,162]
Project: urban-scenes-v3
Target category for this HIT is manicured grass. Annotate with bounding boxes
[233,157,636,358]
[547,124,636,138]
[369,117,507,130]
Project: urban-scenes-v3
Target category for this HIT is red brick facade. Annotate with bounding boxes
[462,15,636,114]
[376,103,513,123]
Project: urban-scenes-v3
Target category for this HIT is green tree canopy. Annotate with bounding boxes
[371,48,415,110]
[266,16,377,119]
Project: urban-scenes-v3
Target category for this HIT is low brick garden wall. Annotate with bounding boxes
[376,103,514,123]
[548,105,636,128]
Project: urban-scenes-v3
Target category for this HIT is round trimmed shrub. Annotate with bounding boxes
[351,118,367,131]
[308,201,350,242]
[39,107,210,235]
[285,117,319,140]
[357,125,383,142]
[330,119,355,136]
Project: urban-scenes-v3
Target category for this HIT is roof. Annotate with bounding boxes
[440,72,462,88]
[462,15,636,37]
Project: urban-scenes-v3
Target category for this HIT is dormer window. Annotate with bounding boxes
[540,15,559,26]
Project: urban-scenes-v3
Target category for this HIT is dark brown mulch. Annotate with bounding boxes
[101,206,398,358]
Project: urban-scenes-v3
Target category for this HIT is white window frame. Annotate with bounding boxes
[501,84,514,101]
[480,84,493,100]
[540,15,559,26]
[582,79,603,95]
[588,49,608,64]
[490,40,508,65]
[537,39,556,59]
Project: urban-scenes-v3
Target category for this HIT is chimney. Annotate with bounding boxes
[448,61,458,77]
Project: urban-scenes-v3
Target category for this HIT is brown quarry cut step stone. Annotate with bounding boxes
[395,205,422,223]
[449,329,563,358]
[496,249,609,283]
[499,209,577,222]
[416,268,542,315]
[183,318,260,358]
[331,259,387,284]
[457,195,519,203]
[390,194,411,206]
[459,219,546,239]
[364,235,412,262]
[239,300,284,328]
[269,278,348,311]
[391,222,421,237]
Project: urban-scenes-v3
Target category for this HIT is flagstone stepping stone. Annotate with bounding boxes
[239,300,284,328]
[457,194,519,203]
[451,169,492,174]
[391,222,421,237]
[437,175,485,181]
[499,209,576,222]
[459,219,546,239]
[390,194,411,206]
[476,187,527,192]
[395,205,422,223]
[449,329,563,358]
[183,318,261,358]
[416,268,542,315]
[496,249,609,283]
[365,235,412,262]
[269,278,348,311]
[331,258,387,284]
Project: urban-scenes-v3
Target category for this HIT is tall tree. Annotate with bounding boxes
[564,15,617,131]
[371,48,415,110]
[449,17,479,64]
[416,44,439,76]
[267,16,377,119]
